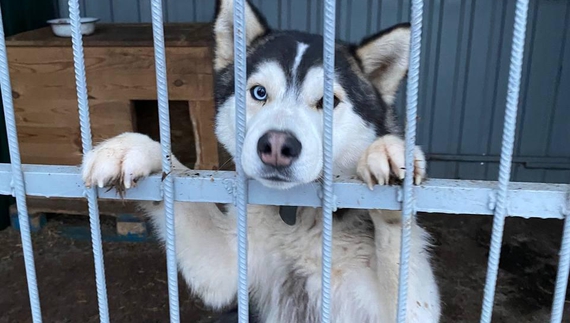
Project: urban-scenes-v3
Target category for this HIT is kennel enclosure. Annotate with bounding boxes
[0,0,569,323]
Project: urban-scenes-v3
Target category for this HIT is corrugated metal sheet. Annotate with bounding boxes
[54,0,570,184]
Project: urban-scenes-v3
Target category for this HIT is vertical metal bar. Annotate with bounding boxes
[67,0,110,322]
[479,1,530,322]
[396,0,423,322]
[233,0,249,321]
[0,5,43,323]
[321,0,335,322]
[149,0,180,322]
[550,198,570,323]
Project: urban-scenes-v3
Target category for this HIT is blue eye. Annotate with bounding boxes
[250,85,267,101]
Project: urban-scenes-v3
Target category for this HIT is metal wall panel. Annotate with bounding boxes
[54,0,570,183]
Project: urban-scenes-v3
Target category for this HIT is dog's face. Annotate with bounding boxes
[213,0,411,190]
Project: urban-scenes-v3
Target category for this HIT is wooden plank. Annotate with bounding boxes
[8,46,213,102]
[5,23,213,47]
[189,100,219,170]
[19,143,82,165]
[8,46,212,75]
[15,100,135,165]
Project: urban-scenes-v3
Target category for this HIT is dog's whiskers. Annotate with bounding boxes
[218,157,235,171]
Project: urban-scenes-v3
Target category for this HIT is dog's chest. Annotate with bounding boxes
[251,207,378,322]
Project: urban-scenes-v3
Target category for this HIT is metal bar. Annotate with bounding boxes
[396,0,424,321]
[67,1,110,321]
[479,1,530,322]
[0,5,43,323]
[233,0,250,321]
[321,0,336,321]
[0,165,568,219]
[149,0,180,322]
[550,196,570,323]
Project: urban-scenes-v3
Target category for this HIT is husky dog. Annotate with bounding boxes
[81,0,441,322]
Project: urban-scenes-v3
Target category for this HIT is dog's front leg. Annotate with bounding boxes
[81,132,241,310]
[368,209,441,323]
[356,135,441,322]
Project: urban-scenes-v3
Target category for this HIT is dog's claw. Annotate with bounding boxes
[414,174,421,186]
[398,168,406,180]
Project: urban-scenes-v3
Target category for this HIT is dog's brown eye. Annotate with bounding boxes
[316,96,340,110]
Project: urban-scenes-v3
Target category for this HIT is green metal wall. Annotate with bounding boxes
[55,0,570,184]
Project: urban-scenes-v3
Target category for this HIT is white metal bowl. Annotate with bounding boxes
[46,17,100,37]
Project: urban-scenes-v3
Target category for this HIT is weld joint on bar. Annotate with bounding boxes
[562,196,570,217]
[225,179,238,205]
[397,187,417,214]
[316,187,339,212]
[396,187,403,203]
[488,189,512,214]
[487,191,497,211]
[9,178,14,196]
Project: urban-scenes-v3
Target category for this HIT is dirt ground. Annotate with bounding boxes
[0,209,569,323]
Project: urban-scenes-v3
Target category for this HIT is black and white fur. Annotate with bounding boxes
[80,1,441,321]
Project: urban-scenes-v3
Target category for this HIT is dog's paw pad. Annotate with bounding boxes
[357,134,426,189]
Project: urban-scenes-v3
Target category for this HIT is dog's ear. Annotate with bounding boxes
[354,23,411,106]
[214,0,269,71]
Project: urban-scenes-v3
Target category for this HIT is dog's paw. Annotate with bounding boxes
[357,134,426,189]
[81,132,162,195]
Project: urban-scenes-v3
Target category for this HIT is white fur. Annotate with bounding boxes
[216,63,380,189]
[292,42,309,79]
[80,1,441,321]
[355,28,411,106]
[81,132,440,322]
[213,0,267,71]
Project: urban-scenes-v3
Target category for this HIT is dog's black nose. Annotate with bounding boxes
[257,130,302,168]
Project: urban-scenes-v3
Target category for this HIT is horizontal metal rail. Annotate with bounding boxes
[0,164,566,219]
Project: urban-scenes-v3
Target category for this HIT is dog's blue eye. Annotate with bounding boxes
[250,85,267,101]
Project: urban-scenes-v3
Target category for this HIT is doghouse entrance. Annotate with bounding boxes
[132,100,197,169]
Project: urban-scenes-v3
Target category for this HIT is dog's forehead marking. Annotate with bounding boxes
[292,42,309,81]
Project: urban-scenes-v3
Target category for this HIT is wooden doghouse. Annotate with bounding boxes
[6,23,218,169]
[6,23,222,233]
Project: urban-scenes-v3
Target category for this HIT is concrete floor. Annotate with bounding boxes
[0,210,568,323]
